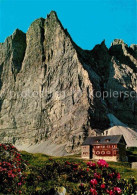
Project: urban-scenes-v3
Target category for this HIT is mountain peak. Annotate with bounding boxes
[111,39,127,46]
[48,11,57,18]
[12,28,26,39]
[46,10,59,23]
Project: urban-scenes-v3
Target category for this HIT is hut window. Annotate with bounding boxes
[83,152,88,155]
[105,139,110,142]
[100,145,105,148]
[102,145,105,148]
[96,151,100,155]
[96,146,100,148]
[101,151,105,155]
[106,151,111,154]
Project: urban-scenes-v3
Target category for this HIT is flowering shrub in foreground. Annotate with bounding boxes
[25,158,136,195]
[77,159,136,195]
[0,143,27,194]
[0,145,136,195]
[62,159,136,195]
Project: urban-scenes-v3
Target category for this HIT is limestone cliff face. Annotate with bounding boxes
[0,11,136,154]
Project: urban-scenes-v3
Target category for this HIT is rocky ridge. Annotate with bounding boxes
[0,11,137,155]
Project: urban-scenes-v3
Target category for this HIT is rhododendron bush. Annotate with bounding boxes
[25,158,136,194]
[65,159,136,195]
[0,144,136,194]
[0,143,27,194]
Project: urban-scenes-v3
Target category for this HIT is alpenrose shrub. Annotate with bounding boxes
[78,159,136,195]
[0,143,27,194]
[25,158,137,195]
[62,159,136,195]
[0,144,136,195]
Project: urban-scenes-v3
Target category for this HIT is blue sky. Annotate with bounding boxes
[0,0,136,49]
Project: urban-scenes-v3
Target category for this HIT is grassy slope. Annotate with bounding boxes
[21,151,137,180]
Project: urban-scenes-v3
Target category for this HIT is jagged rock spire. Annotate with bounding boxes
[0,11,136,155]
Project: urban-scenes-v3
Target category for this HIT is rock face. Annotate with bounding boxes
[0,11,137,155]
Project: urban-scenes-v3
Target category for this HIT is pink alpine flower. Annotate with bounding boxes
[117,173,121,180]
[101,184,106,189]
[87,161,96,169]
[90,179,98,185]
[90,188,97,195]
[94,172,101,179]
[87,161,92,166]
[97,159,108,168]
[106,190,115,195]
[114,187,122,194]
[18,182,22,186]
